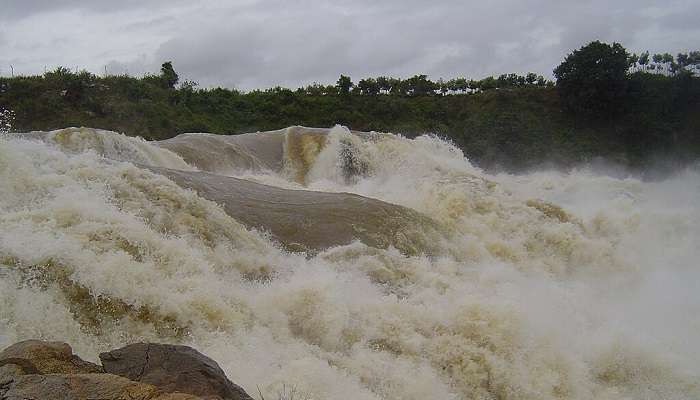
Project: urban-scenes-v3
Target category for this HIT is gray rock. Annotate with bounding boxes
[100,343,253,400]
[0,364,25,387]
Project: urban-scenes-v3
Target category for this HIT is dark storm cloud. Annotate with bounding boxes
[0,0,697,89]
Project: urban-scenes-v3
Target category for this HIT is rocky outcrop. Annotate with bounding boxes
[155,129,287,174]
[0,340,101,375]
[0,340,252,400]
[100,343,253,400]
[150,166,446,255]
[1,373,200,400]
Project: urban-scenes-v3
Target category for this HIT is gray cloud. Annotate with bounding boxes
[0,0,185,20]
[0,0,697,89]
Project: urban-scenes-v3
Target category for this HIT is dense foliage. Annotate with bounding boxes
[554,41,630,116]
[1,45,699,171]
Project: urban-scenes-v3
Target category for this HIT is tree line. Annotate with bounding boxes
[0,41,698,172]
[628,50,700,76]
[325,72,553,96]
[554,41,699,117]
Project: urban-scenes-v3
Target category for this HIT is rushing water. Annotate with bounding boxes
[0,126,698,399]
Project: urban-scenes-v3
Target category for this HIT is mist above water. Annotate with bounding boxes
[0,126,698,399]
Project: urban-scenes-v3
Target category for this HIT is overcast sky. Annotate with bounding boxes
[1,0,698,90]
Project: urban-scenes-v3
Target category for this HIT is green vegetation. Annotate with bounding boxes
[160,61,179,89]
[1,43,699,171]
[554,41,630,117]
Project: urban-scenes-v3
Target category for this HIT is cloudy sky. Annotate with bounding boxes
[1,0,698,90]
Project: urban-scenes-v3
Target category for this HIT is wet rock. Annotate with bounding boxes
[0,358,39,376]
[151,166,446,255]
[0,340,101,375]
[100,343,253,400]
[0,373,200,400]
[0,340,252,400]
[0,364,25,386]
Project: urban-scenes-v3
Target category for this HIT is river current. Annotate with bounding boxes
[1,126,698,399]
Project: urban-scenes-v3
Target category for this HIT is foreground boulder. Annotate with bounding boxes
[0,340,253,400]
[0,340,101,375]
[100,343,253,400]
[1,373,199,400]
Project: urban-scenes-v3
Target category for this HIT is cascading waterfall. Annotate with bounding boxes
[0,126,698,400]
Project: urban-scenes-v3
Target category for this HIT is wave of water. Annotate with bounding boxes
[0,126,698,399]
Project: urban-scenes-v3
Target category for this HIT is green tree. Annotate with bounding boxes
[525,72,538,85]
[404,74,436,96]
[336,75,353,95]
[479,76,497,91]
[639,51,650,70]
[357,78,380,95]
[376,76,393,94]
[690,51,700,64]
[160,61,179,89]
[628,53,639,72]
[388,77,406,95]
[553,40,629,116]
[448,78,468,93]
[436,78,449,95]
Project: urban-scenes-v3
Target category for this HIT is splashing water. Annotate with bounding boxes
[0,126,698,399]
[0,107,15,134]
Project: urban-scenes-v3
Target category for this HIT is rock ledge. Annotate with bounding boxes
[0,340,252,400]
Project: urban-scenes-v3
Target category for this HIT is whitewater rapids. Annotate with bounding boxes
[0,126,698,399]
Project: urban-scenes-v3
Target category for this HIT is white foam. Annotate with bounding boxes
[1,129,698,399]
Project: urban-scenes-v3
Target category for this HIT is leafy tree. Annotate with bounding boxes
[404,74,436,96]
[670,62,681,75]
[628,53,639,72]
[388,77,406,95]
[336,75,353,95]
[497,73,527,88]
[375,76,393,94]
[628,53,639,65]
[479,76,497,91]
[690,51,700,64]
[525,72,538,85]
[639,51,650,69]
[160,61,179,89]
[553,40,629,116]
[303,83,333,95]
[357,78,380,95]
[179,79,198,92]
[448,78,468,93]
[436,78,449,95]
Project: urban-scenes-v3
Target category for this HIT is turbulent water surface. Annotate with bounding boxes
[1,126,698,399]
